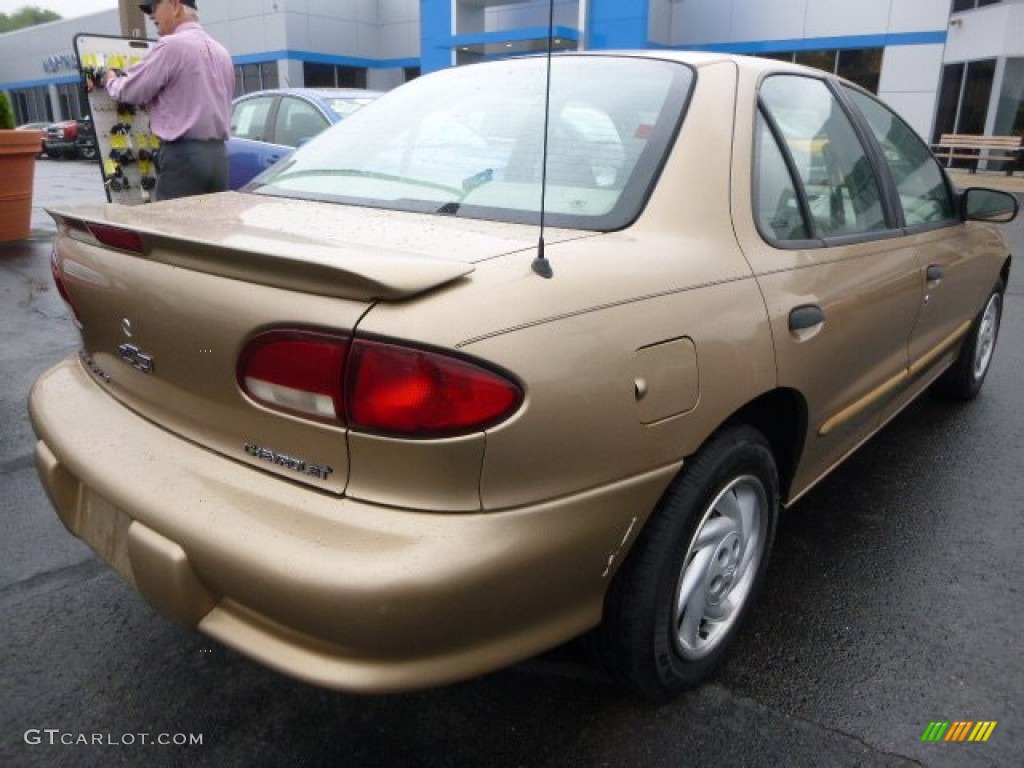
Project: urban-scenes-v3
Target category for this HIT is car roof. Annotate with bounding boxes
[235,87,384,101]
[524,50,838,80]
[233,54,822,105]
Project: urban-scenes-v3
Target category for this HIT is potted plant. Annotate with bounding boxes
[0,91,43,242]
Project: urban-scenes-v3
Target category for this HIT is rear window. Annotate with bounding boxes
[252,56,694,231]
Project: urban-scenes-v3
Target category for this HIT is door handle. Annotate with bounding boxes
[926,265,944,282]
[789,304,825,332]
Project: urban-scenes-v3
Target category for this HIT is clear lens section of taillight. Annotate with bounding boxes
[347,339,523,437]
[50,243,82,328]
[238,330,523,437]
[238,331,348,422]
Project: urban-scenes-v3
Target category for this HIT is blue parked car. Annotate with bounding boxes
[228,88,381,190]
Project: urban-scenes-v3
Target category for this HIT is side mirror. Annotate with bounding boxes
[962,187,1019,224]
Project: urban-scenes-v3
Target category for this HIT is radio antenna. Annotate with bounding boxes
[530,0,555,279]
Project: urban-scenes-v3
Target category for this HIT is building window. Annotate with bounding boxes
[261,62,279,90]
[242,64,261,95]
[934,63,964,143]
[768,49,883,93]
[837,49,882,94]
[960,59,997,133]
[935,58,996,143]
[54,82,87,120]
[952,0,1001,11]
[993,57,1023,139]
[303,62,334,88]
[234,62,280,97]
[759,52,795,63]
[10,86,52,124]
[302,62,367,89]
[795,50,836,75]
[337,66,366,88]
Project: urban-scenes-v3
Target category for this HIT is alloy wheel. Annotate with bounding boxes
[672,474,767,660]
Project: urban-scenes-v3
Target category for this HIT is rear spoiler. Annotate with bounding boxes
[47,204,475,302]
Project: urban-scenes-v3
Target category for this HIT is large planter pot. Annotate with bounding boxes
[0,130,42,242]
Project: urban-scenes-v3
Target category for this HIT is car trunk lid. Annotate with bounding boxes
[47,193,583,496]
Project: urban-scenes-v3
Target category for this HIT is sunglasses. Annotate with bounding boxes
[138,1,167,15]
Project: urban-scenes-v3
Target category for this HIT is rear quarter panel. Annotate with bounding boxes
[355,60,778,511]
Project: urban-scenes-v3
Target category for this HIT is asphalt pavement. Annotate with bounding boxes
[1,158,1022,768]
[24,157,111,236]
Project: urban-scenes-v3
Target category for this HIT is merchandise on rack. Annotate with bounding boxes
[76,34,160,205]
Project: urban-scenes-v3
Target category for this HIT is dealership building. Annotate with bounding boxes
[1,0,1022,142]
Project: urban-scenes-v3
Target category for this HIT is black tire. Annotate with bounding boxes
[590,424,779,701]
[934,278,1004,401]
[79,145,97,161]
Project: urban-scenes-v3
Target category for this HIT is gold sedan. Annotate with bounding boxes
[31,51,1017,701]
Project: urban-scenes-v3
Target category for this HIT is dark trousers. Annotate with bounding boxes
[155,140,228,201]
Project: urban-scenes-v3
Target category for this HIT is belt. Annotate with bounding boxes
[161,136,226,144]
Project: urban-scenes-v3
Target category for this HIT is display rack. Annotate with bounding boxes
[74,33,161,205]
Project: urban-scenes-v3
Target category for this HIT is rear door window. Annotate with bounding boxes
[273,97,330,148]
[759,76,888,239]
[754,109,811,242]
[231,95,275,142]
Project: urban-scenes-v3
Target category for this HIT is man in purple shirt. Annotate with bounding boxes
[98,0,234,200]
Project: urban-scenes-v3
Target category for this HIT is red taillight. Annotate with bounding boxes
[87,223,144,253]
[50,244,82,328]
[238,331,523,437]
[347,339,522,436]
[238,331,349,422]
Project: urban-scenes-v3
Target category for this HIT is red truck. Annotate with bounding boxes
[43,117,97,160]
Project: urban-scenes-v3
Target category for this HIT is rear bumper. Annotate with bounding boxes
[43,139,77,156]
[29,355,674,692]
